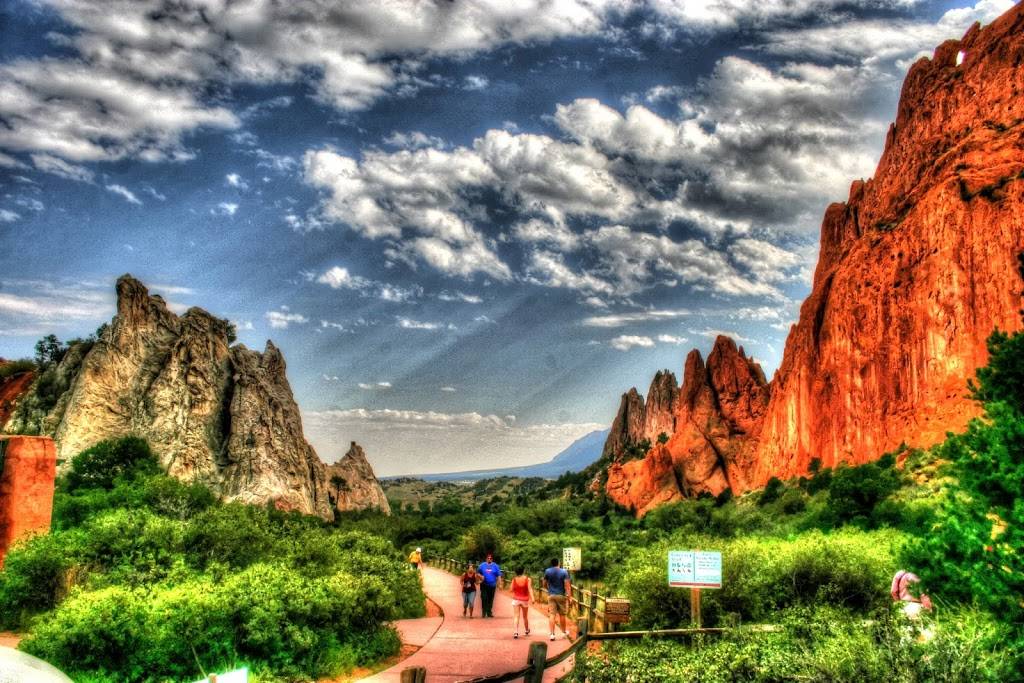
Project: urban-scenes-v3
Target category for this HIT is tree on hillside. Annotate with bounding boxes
[33,334,64,367]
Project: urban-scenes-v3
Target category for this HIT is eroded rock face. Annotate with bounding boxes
[604,338,769,510]
[326,442,392,514]
[642,371,678,442]
[7,275,389,520]
[604,5,1024,514]
[601,387,646,458]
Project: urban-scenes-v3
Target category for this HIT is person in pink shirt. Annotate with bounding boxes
[891,569,933,618]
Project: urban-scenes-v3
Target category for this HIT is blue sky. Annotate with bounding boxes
[0,0,1014,475]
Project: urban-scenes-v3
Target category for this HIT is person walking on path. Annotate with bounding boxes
[460,564,481,617]
[543,557,572,641]
[408,547,422,570]
[510,567,533,638]
[478,553,503,618]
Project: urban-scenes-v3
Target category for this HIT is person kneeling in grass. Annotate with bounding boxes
[510,567,533,638]
[543,558,571,640]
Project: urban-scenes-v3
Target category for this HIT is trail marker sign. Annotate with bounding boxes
[562,546,581,571]
[668,550,722,589]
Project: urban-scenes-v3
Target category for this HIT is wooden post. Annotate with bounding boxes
[588,591,598,634]
[400,666,426,683]
[526,642,548,683]
[690,588,702,628]
[577,617,589,641]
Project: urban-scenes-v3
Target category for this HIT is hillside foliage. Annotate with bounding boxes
[0,437,423,682]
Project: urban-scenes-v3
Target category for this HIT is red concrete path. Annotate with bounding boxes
[362,566,574,682]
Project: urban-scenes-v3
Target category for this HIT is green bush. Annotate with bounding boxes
[758,477,784,506]
[19,563,405,682]
[80,509,185,586]
[463,523,504,561]
[904,326,1024,664]
[611,529,900,629]
[570,606,1011,683]
[0,531,82,628]
[64,437,161,492]
[824,460,903,527]
[0,358,34,380]
[184,503,275,569]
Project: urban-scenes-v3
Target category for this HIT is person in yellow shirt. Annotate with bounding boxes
[408,547,422,570]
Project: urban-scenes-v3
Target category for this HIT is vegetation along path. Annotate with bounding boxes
[363,565,574,682]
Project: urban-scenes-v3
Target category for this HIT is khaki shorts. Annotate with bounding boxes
[547,595,567,616]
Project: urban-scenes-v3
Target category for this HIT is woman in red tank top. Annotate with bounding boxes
[510,566,533,638]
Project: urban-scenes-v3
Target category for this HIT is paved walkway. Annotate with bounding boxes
[363,566,574,682]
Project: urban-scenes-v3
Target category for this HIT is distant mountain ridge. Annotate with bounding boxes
[405,429,608,482]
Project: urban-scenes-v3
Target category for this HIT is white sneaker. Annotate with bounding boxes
[549,633,555,641]
[514,632,519,639]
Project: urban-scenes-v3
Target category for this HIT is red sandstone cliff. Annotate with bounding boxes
[0,365,34,425]
[605,4,1024,514]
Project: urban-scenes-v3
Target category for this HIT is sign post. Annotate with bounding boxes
[668,550,722,628]
[562,547,582,621]
[562,547,581,571]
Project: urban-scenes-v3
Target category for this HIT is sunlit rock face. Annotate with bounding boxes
[604,338,769,512]
[605,4,1024,514]
[8,275,390,520]
[326,442,392,514]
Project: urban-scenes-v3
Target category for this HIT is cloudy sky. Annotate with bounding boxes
[0,0,1015,475]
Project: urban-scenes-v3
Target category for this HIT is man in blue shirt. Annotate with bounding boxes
[478,553,503,618]
[543,558,572,640]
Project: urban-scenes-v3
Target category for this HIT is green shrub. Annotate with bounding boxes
[758,477,784,506]
[139,475,217,520]
[79,509,185,586]
[571,606,1011,683]
[4,437,420,681]
[64,437,161,492]
[184,503,275,569]
[0,358,35,380]
[463,523,504,561]
[20,563,405,682]
[0,531,83,627]
[20,586,152,680]
[612,529,900,629]
[825,460,902,527]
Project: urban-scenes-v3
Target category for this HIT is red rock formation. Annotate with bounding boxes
[0,367,34,425]
[604,4,1024,513]
[605,338,769,509]
[605,443,684,516]
[0,436,56,566]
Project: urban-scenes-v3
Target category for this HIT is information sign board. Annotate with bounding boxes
[668,550,722,588]
[562,547,582,571]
